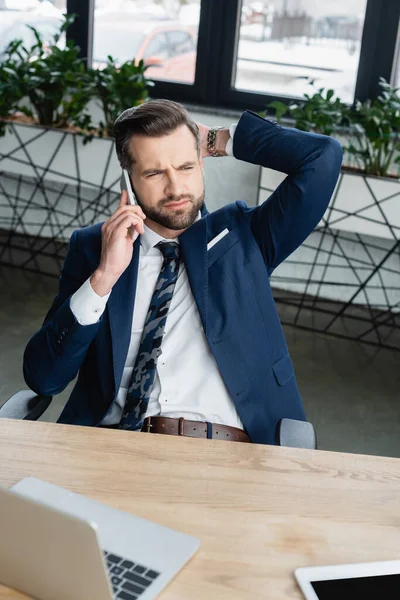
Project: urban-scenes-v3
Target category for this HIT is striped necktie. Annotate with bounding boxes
[119,241,180,431]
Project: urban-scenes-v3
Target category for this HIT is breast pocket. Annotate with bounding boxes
[207,230,240,268]
[272,353,295,386]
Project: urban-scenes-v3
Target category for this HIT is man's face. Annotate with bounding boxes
[129,124,205,234]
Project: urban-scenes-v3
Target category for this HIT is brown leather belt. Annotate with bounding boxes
[141,416,251,443]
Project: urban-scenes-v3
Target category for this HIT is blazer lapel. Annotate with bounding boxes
[179,216,208,333]
[108,239,140,392]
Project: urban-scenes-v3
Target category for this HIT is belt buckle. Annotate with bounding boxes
[143,417,153,433]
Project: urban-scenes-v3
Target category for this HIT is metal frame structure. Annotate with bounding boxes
[0,124,118,277]
[261,170,400,350]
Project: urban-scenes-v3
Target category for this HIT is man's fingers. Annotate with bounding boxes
[119,189,129,207]
[109,212,144,235]
[128,225,139,241]
[111,205,146,224]
[108,213,145,237]
[105,204,146,229]
[118,190,146,217]
[122,215,145,237]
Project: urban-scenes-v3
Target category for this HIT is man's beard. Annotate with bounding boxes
[138,189,205,231]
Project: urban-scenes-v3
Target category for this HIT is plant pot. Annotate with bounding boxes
[259,166,400,349]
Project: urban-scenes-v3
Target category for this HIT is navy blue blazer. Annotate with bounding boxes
[23,111,342,444]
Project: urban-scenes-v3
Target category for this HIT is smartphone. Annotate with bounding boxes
[120,169,138,205]
[120,168,140,241]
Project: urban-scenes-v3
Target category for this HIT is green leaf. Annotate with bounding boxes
[326,89,334,101]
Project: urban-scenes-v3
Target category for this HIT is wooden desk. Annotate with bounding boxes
[1,419,400,600]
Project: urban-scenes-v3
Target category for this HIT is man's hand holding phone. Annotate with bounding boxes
[90,190,146,297]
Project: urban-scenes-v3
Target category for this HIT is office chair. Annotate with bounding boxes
[0,390,52,421]
[0,389,317,449]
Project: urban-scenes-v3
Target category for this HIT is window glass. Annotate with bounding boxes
[142,32,170,59]
[93,29,145,66]
[235,0,368,103]
[167,30,195,57]
[0,0,66,57]
[93,0,200,84]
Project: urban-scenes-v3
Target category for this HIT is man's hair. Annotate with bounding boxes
[113,99,200,170]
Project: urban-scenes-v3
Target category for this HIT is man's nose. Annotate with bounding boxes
[164,172,185,197]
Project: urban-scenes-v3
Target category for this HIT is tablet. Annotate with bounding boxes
[295,560,400,600]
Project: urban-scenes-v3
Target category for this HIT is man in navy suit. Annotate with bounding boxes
[23,99,342,445]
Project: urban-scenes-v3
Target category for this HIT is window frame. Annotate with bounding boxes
[391,19,400,87]
[66,0,400,112]
[354,0,400,101]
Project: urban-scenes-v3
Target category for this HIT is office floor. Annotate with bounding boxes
[1,264,399,458]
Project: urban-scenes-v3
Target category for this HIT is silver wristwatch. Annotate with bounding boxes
[207,126,224,157]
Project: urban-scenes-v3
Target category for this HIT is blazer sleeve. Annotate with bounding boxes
[232,110,343,274]
[23,229,102,396]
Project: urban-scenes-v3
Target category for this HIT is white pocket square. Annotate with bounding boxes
[207,228,229,251]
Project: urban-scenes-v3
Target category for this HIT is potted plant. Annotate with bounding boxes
[0,15,93,133]
[267,78,400,178]
[0,16,153,254]
[89,56,154,138]
[343,80,400,178]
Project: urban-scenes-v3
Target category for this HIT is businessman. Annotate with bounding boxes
[23,99,342,445]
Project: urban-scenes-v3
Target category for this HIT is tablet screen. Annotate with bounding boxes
[311,573,400,599]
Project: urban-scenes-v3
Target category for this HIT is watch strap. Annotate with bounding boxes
[207,126,224,157]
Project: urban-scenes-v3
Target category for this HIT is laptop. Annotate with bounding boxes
[0,477,200,600]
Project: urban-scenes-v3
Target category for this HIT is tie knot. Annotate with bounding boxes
[156,241,180,260]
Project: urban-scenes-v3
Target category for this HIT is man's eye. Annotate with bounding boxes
[182,166,193,170]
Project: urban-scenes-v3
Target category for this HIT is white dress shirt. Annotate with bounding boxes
[69,123,243,428]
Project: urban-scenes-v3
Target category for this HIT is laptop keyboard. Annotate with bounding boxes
[103,550,161,599]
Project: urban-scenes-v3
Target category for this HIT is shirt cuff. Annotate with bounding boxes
[225,123,237,157]
[70,277,111,326]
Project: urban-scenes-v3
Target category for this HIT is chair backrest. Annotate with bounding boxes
[276,418,317,449]
[0,391,52,421]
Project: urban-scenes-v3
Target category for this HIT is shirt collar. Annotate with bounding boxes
[140,210,201,256]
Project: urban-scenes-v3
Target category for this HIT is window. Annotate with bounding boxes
[93,0,200,84]
[234,0,368,103]
[32,1,399,111]
[92,29,145,67]
[142,32,170,60]
[0,0,66,58]
[167,30,196,57]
